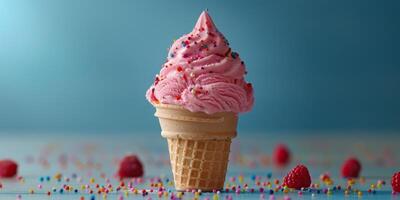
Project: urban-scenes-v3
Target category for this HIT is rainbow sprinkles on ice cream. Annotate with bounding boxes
[146,11,254,114]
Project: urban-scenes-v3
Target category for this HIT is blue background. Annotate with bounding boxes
[0,0,399,133]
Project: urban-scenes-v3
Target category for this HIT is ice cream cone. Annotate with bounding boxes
[147,11,253,191]
[154,103,237,191]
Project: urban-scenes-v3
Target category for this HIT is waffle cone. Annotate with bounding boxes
[154,104,238,191]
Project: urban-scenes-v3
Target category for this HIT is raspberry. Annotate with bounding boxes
[0,159,18,178]
[392,171,400,192]
[283,164,312,190]
[341,157,361,178]
[273,144,291,167]
[117,155,144,179]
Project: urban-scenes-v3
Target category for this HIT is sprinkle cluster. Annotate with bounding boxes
[0,171,394,200]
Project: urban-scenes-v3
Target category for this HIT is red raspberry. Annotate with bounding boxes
[392,171,400,192]
[117,155,144,179]
[341,157,361,178]
[283,164,312,190]
[0,159,18,178]
[273,144,291,167]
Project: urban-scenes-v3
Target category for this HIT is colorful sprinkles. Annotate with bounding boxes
[0,171,394,199]
[0,137,398,200]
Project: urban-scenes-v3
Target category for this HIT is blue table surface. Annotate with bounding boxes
[0,132,398,200]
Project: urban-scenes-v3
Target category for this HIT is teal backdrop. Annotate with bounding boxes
[0,0,399,133]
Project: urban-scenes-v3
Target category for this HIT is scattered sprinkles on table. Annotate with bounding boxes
[0,133,398,200]
[0,159,395,199]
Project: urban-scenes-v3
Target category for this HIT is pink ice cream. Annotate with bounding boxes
[146,11,254,114]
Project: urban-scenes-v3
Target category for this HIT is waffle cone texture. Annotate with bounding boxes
[154,104,238,191]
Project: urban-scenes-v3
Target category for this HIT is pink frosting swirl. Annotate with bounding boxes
[146,11,254,114]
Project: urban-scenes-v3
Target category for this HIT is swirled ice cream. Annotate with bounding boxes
[146,11,254,114]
